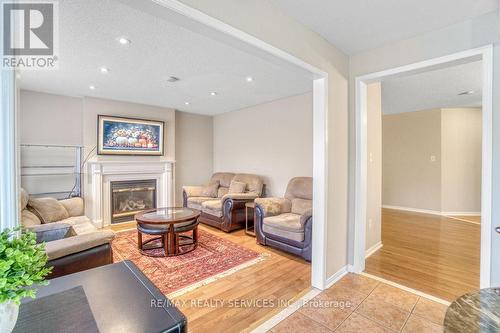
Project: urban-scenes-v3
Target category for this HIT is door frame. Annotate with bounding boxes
[352,45,493,288]
[127,0,331,289]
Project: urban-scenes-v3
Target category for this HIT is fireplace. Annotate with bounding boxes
[110,179,157,224]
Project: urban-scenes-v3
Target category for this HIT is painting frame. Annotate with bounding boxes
[97,115,165,156]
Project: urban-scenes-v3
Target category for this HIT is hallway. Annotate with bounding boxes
[365,208,480,301]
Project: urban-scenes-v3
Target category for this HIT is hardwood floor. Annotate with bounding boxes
[365,208,480,301]
[108,222,311,332]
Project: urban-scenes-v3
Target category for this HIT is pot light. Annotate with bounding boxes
[210,92,217,96]
[89,85,96,90]
[118,37,131,45]
[184,102,190,105]
[100,66,109,74]
[458,90,475,95]
[246,76,254,82]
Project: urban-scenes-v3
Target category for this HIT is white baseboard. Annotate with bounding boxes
[382,205,480,217]
[325,265,348,289]
[382,205,441,215]
[365,242,383,258]
[442,211,481,216]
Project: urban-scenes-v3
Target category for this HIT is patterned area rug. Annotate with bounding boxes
[112,229,266,297]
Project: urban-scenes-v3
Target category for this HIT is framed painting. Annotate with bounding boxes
[97,115,164,156]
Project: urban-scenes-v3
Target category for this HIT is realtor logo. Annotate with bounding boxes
[2,1,59,69]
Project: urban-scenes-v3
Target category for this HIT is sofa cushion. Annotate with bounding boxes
[233,173,263,196]
[285,177,313,200]
[59,197,84,217]
[291,198,313,215]
[20,188,29,210]
[202,200,223,218]
[28,197,70,223]
[44,230,115,261]
[263,213,304,242]
[59,216,97,235]
[21,209,42,227]
[217,187,229,198]
[228,180,246,194]
[201,180,220,198]
[211,172,235,188]
[187,197,214,210]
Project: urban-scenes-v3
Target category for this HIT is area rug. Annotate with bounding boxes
[112,229,266,297]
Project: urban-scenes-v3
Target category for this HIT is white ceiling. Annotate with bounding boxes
[18,0,313,115]
[271,0,497,54]
[381,61,482,115]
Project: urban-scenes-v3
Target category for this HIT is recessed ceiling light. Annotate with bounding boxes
[89,85,96,90]
[167,76,180,83]
[458,90,475,95]
[118,37,131,45]
[184,102,190,105]
[100,66,109,74]
[246,76,254,82]
[210,92,217,96]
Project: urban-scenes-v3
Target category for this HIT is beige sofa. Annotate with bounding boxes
[183,172,264,232]
[20,188,115,278]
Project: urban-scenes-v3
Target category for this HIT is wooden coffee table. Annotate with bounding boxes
[135,207,200,257]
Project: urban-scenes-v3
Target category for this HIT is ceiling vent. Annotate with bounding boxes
[166,76,180,83]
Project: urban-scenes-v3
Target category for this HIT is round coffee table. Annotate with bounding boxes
[135,207,200,257]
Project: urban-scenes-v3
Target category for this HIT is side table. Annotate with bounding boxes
[245,202,256,236]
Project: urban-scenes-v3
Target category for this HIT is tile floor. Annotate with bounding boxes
[268,274,448,333]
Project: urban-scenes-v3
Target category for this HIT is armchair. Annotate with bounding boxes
[183,173,264,232]
[255,177,313,261]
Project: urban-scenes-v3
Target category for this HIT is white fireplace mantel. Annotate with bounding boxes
[86,159,174,228]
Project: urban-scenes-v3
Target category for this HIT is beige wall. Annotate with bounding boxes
[382,109,442,211]
[20,90,83,146]
[441,108,482,213]
[175,111,214,206]
[213,93,313,197]
[382,108,482,213]
[366,83,382,251]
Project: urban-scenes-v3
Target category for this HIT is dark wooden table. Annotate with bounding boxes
[135,207,200,256]
[14,261,187,333]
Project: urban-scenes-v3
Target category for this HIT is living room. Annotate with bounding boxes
[9,0,315,331]
[3,1,500,333]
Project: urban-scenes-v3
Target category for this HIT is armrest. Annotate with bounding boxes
[59,197,84,217]
[44,230,115,261]
[182,186,206,198]
[222,193,259,201]
[254,197,291,217]
[300,209,313,226]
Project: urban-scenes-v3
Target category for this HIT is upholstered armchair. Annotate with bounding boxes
[255,177,313,261]
[183,173,264,232]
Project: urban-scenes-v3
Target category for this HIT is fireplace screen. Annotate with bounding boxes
[110,179,157,224]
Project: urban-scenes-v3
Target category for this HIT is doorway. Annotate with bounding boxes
[353,46,493,298]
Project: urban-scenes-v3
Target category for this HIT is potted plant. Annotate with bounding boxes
[0,227,51,333]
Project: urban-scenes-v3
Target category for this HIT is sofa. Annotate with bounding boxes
[20,188,115,278]
[254,177,313,261]
[183,173,264,232]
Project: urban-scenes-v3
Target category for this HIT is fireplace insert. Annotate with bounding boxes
[110,179,157,224]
